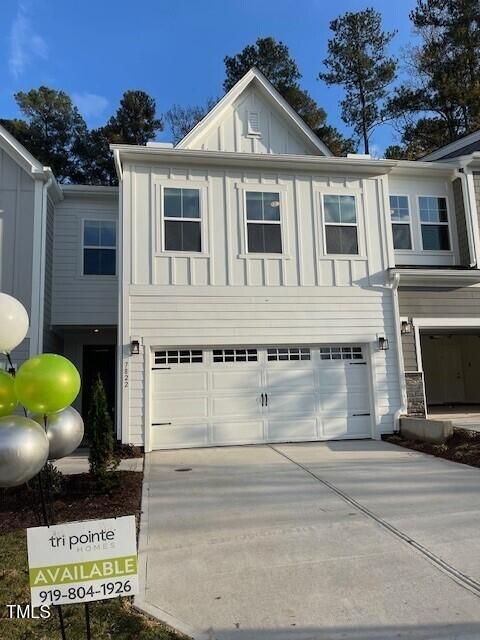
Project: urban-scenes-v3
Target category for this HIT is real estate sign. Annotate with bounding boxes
[27,515,139,607]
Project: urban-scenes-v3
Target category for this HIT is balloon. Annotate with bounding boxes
[32,406,84,460]
[0,370,17,417]
[15,354,81,414]
[0,415,49,487]
[0,293,29,354]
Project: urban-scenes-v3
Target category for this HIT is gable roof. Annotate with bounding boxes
[176,67,333,156]
[0,124,46,175]
[422,129,480,161]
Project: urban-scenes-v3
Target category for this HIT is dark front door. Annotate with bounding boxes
[82,345,116,422]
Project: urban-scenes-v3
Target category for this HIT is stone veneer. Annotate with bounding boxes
[405,372,426,417]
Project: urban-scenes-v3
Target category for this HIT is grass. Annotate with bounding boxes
[0,529,184,640]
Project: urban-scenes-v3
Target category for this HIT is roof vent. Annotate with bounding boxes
[247,111,261,136]
[146,141,174,148]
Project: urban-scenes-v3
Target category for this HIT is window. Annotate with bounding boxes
[83,220,116,275]
[419,197,450,250]
[164,188,201,252]
[267,348,310,361]
[390,195,412,250]
[323,195,358,255]
[246,191,282,253]
[320,346,363,361]
[213,349,258,363]
[154,350,203,364]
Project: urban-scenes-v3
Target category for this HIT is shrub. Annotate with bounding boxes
[87,375,119,490]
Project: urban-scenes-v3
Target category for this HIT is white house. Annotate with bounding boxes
[2,68,480,450]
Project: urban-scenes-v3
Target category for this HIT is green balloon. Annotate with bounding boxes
[15,354,81,414]
[0,370,17,417]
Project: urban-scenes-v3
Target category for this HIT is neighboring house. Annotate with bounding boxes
[2,69,480,450]
[394,132,480,417]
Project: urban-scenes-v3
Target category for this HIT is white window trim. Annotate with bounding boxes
[417,194,453,253]
[242,186,287,257]
[157,182,209,257]
[320,192,363,257]
[390,194,413,251]
[81,218,117,278]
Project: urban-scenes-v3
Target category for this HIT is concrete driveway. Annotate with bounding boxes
[136,441,480,640]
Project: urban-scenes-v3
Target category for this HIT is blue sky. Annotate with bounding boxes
[1,0,418,154]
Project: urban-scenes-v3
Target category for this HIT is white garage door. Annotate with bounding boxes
[149,345,372,450]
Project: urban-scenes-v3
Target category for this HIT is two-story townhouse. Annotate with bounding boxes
[0,125,118,418]
[391,131,480,422]
[112,68,408,451]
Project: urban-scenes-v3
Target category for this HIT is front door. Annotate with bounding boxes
[82,345,116,421]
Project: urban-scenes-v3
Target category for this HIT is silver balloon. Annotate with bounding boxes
[32,406,84,460]
[0,416,49,487]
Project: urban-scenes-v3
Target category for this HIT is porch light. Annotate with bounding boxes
[378,336,389,351]
[130,340,140,355]
[400,320,411,335]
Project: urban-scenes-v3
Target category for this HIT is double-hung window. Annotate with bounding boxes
[83,220,116,275]
[390,195,412,250]
[323,194,358,255]
[246,191,282,253]
[164,187,202,252]
[419,197,450,250]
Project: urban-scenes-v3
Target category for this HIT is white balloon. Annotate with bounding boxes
[0,293,29,354]
[0,415,49,487]
[32,406,84,460]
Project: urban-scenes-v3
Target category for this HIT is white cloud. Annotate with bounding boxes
[9,2,48,77]
[72,92,109,119]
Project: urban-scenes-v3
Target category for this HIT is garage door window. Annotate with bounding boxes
[154,350,203,364]
[320,346,363,360]
[213,349,258,362]
[267,347,310,361]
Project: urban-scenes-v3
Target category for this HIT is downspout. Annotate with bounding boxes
[113,148,123,440]
[455,169,477,267]
[37,174,52,354]
[390,272,408,432]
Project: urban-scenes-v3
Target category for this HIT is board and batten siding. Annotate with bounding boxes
[399,286,480,370]
[51,191,118,326]
[0,145,36,364]
[183,85,315,156]
[121,161,402,446]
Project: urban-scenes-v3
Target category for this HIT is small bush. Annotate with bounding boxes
[88,375,120,491]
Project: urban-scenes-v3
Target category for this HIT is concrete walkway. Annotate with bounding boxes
[137,441,480,640]
[55,450,143,474]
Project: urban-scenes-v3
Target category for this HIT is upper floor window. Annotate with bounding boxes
[83,220,116,275]
[323,194,358,255]
[419,196,450,250]
[390,195,412,250]
[164,187,201,252]
[246,191,282,253]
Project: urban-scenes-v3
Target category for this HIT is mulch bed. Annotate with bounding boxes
[0,471,143,533]
[384,428,480,468]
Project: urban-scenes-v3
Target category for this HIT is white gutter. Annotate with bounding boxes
[113,148,123,181]
[390,272,408,432]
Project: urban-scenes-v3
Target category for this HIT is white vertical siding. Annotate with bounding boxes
[51,191,118,325]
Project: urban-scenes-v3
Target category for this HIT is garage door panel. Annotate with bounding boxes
[267,392,317,417]
[153,371,208,394]
[151,424,208,449]
[266,419,317,442]
[322,416,371,439]
[212,394,262,418]
[318,366,366,388]
[212,369,262,391]
[320,391,369,413]
[210,420,264,444]
[153,397,208,420]
[265,368,316,389]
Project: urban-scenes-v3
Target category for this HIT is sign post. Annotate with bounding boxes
[27,516,139,610]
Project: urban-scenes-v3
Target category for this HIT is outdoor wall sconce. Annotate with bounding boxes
[378,336,389,351]
[400,320,411,335]
[130,340,140,355]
